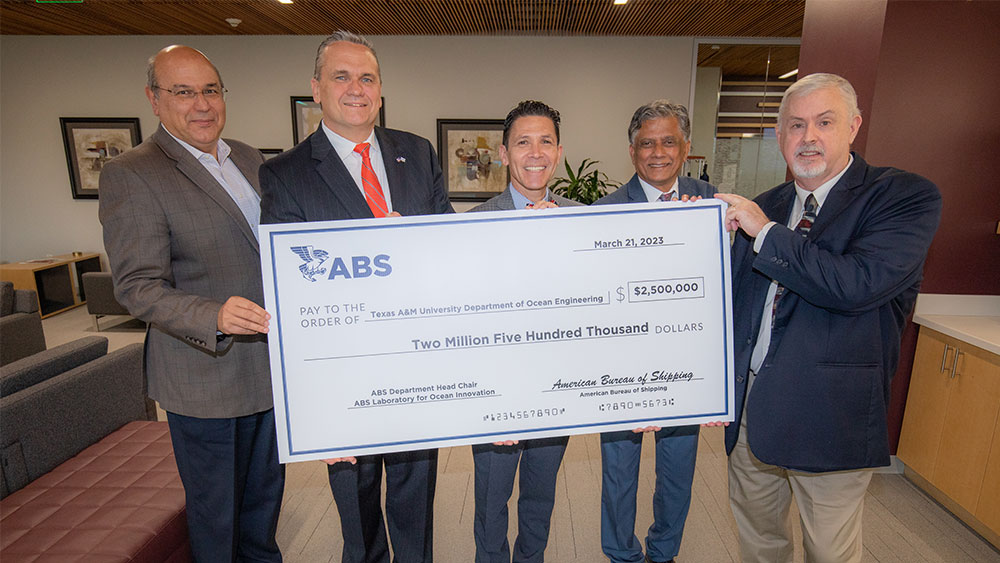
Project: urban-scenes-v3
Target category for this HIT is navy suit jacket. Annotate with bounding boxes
[594,174,716,205]
[260,126,453,224]
[725,153,941,472]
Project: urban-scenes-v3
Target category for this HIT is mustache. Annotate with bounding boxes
[795,144,824,157]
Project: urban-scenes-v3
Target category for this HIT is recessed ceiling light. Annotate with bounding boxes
[779,68,799,79]
[278,0,293,4]
[613,0,628,5]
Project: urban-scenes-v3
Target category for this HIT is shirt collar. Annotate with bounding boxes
[162,124,230,164]
[321,121,378,160]
[793,154,853,210]
[509,184,551,209]
[638,176,679,203]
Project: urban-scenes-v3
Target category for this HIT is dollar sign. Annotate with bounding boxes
[616,286,626,302]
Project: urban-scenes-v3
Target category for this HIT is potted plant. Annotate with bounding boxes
[550,158,621,204]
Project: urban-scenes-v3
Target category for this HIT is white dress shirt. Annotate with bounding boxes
[164,125,261,241]
[748,156,853,379]
[321,122,393,214]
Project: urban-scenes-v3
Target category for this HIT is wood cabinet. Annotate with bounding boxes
[898,327,1000,546]
[0,253,102,318]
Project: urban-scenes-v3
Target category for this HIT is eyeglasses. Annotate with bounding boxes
[153,86,227,101]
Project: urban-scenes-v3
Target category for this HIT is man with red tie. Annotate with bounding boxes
[260,30,452,563]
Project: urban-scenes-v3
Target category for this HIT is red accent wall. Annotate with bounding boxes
[798,0,1000,453]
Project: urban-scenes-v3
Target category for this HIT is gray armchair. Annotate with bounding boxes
[81,272,131,330]
[0,281,46,366]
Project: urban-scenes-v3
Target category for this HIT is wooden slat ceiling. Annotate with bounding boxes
[1,0,804,37]
[698,43,800,78]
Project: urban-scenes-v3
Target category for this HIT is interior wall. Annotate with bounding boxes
[0,34,694,263]
[798,0,1000,453]
[690,66,721,177]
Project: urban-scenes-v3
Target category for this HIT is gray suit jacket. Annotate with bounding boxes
[99,125,272,418]
[469,187,582,212]
[595,174,716,205]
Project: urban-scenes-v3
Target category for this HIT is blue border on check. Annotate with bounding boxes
[266,204,732,457]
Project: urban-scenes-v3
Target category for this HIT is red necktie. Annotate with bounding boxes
[658,191,677,201]
[353,143,388,218]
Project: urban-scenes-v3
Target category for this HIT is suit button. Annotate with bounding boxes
[746,338,752,345]
[736,375,745,383]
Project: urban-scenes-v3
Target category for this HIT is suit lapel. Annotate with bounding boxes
[153,127,259,250]
[310,130,373,219]
[496,188,516,210]
[625,175,645,203]
[806,155,866,239]
[376,127,415,215]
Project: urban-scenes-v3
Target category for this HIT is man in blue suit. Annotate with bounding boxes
[715,73,941,562]
[260,31,452,563]
[594,100,716,563]
[468,100,580,563]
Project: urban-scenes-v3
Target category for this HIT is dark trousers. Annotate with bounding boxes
[328,449,438,563]
[600,425,699,563]
[472,436,569,563]
[167,409,285,563]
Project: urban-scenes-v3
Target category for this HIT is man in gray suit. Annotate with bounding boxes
[469,100,580,563]
[100,45,283,562]
[595,100,715,563]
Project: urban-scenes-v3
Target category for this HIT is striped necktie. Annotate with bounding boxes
[658,190,677,202]
[353,142,388,218]
[772,194,818,322]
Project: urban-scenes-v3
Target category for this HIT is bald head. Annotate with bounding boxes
[147,45,223,97]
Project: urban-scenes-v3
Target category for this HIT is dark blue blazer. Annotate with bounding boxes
[725,153,941,472]
[594,174,716,205]
[260,127,453,224]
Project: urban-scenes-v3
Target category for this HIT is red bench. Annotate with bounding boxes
[1,421,190,562]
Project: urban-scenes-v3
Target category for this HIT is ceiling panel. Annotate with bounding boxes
[1,0,804,37]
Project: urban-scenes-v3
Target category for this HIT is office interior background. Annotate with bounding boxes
[1,0,998,561]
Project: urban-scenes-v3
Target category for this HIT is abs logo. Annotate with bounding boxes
[291,245,391,282]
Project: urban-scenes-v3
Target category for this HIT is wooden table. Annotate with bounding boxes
[0,253,103,318]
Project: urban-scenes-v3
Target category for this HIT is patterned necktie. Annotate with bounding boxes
[658,190,677,202]
[772,194,818,322]
[353,143,388,218]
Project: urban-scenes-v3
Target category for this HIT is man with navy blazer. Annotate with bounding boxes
[594,100,715,563]
[100,46,283,561]
[468,100,580,563]
[259,31,452,563]
[716,73,941,562]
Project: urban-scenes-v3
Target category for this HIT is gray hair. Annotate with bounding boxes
[314,31,380,81]
[777,73,861,128]
[146,46,223,98]
[628,100,691,144]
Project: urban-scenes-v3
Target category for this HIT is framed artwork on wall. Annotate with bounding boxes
[259,148,283,160]
[291,96,385,145]
[436,119,506,201]
[59,117,142,200]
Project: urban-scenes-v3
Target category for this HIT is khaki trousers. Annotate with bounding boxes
[728,413,873,563]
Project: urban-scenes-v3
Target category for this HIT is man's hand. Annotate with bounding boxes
[632,426,661,433]
[323,457,358,465]
[527,200,559,210]
[701,421,730,427]
[387,211,402,218]
[217,296,270,335]
[714,193,770,237]
[679,194,702,202]
[493,439,520,446]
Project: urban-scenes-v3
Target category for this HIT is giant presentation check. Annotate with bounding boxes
[260,200,734,463]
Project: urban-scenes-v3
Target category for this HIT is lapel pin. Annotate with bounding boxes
[396,156,406,163]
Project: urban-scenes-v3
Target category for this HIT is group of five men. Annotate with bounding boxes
[99,30,941,563]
